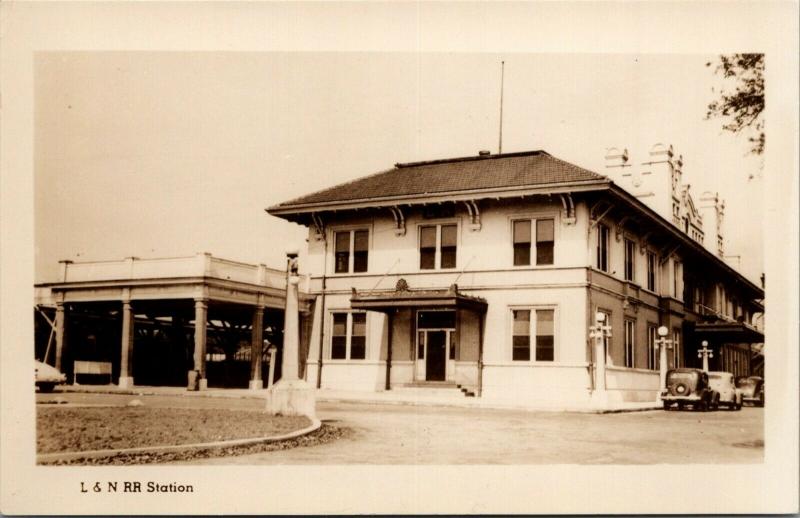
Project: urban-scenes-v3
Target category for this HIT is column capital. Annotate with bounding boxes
[194,297,209,305]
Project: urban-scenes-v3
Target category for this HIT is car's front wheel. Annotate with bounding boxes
[663,401,671,411]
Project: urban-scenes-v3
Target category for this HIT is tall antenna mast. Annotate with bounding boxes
[498,60,505,155]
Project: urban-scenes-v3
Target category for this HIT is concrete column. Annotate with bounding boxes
[594,333,607,392]
[282,276,300,382]
[190,298,208,390]
[589,314,609,408]
[54,303,66,372]
[249,306,265,390]
[658,340,669,391]
[267,345,277,387]
[118,301,135,388]
[264,254,315,417]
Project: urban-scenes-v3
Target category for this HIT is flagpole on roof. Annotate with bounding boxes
[498,60,505,155]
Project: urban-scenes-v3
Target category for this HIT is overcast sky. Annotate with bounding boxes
[34,51,764,283]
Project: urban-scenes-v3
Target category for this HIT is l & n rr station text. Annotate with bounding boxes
[81,481,194,493]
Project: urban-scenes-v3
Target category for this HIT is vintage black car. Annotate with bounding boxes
[735,375,765,407]
[661,368,719,411]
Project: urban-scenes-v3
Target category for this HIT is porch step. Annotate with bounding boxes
[392,382,475,398]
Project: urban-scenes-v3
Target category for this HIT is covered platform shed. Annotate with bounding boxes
[35,253,313,390]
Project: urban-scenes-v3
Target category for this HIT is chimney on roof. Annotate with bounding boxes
[478,150,491,156]
[604,147,629,168]
[699,191,725,258]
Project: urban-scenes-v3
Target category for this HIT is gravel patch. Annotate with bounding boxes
[38,406,310,454]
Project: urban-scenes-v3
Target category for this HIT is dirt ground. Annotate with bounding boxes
[37,392,763,464]
[37,406,309,453]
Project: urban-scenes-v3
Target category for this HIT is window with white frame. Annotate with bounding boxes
[646,251,658,292]
[419,223,457,270]
[624,238,636,282]
[647,324,658,370]
[596,224,610,272]
[673,260,682,299]
[512,218,555,266]
[624,319,635,368]
[672,326,682,368]
[330,312,367,360]
[334,229,369,274]
[511,308,555,362]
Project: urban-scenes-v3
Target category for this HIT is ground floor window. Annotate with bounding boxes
[624,319,635,368]
[647,324,658,370]
[330,311,367,360]
[672,327,682,368]
[511,308,555,362]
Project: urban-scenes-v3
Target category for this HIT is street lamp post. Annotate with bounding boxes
[698,340,714,373]
[589,312,612,404]
[655,326,673,397]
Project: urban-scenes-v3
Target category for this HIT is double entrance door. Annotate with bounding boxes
[415,310,456,382]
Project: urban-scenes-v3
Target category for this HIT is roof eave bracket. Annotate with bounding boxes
[390,206,406,236]
[311,213,326,241]
[615,215,631,242]
[463,200,481,231]
[559,193,576,225]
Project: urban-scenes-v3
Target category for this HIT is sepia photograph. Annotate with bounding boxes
[2,1,798,515]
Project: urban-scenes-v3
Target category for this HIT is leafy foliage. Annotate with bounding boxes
[706,54,764,155]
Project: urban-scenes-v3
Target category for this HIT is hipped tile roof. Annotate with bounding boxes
[269,150,607,210]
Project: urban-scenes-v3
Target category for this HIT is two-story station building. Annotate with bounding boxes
[268,145,764,408]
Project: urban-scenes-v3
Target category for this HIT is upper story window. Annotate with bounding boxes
[596,224,610,272]
[330,311,367,360]
[512,218,555,266]
[646,251,658,292]
[420,224,457,270]
[624,238,636,282]
[511,308,555,362]
[673,261,682,299]
[334,229,369,274]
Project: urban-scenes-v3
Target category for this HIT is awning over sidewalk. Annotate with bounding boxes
[693,321,764,343]
[350,281,487,313]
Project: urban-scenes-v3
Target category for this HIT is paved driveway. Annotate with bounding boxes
[178,401,763,465]
[38,393,763,464]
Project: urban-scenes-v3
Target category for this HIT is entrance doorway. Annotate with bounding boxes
[416,310,456,382]
[425,331,447,381]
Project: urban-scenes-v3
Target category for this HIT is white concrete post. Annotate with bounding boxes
[249,306,265,390]
[267,344,277,387]
[118,300,135,388]
[54,302,66,372]
[282,273,300,382]
[264,251,315,417]
[190,298,208,390]
[589,312,611,407]
[594,330,607,392]
[655,326,672,398]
